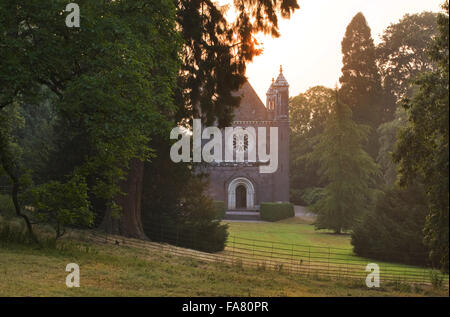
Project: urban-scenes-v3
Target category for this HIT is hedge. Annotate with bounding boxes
[260,202,294,221]
[212,200,226,220]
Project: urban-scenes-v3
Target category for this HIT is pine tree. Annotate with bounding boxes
[339,12,383,158]
[311,91,379,234]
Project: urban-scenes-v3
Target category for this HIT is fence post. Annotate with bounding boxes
[423,268,426,284]
[271,242,274,271]
[290,244,294,274]
[232,236,235,264]
[346,258,349,280]
[328,247,331,277]
[308,247,311,277]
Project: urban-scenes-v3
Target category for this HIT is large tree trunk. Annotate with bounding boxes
[101,159,147,239]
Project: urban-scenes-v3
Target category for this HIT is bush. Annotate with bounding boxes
[143,175,229,253]
[145,221,228,253]
[290,188,326,206]
[301,187,326,206]
[351,185,429,266]
[0,219,30,245]
[290,188,305,205]
[0,194,15,219]
[430,270,444,289]
[260,202,294,221]
[212,200,226,220]
[31,174,94,239]
[179,220,228,252]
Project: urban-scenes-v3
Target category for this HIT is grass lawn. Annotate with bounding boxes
[225,217,352,249]
[0,241,447,297]
[223,217,449,285]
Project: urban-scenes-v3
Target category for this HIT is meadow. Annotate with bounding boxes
[0,236,447,297]
[0,215,448,296]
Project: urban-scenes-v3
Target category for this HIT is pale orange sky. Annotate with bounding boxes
[227,0,444,102]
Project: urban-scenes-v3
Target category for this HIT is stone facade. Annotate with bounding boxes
[200,67,290,210]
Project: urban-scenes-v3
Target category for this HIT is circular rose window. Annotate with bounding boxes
[233,133,249,153]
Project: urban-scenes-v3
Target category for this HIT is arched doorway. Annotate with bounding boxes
[227,177,255,210]
[235,185,247,209]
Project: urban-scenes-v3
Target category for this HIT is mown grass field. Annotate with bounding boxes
[223,217,449,285]
[225,216,351,248]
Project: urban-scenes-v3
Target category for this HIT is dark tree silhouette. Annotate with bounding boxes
[339,12,383,158]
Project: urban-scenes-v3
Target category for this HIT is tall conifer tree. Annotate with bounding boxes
[339,12,383,158]
[311,91,379,234]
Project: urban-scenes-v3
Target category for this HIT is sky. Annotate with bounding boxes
[238,0,444,102]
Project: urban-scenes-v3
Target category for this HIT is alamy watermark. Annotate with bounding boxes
[65,3,80,28]
[65,263,80,288]
[365,263,380,288]
[170,119,279,173]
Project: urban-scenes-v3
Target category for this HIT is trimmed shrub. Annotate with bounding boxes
[213,200,226,220]
[260,202,294,221]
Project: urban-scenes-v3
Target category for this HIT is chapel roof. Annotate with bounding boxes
[232,81,269,121]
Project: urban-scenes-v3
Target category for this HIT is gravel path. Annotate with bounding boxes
[294,205,316,218]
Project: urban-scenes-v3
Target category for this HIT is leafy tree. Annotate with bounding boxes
[290,86,334,136]
[311,91,379,233]
[339,12,383,158]
[377,12,438,122]
[289,86,333,203]
[31,173,93,239]
[0,0,181,239]
[351,185,429,266]
[393,2,449,271]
